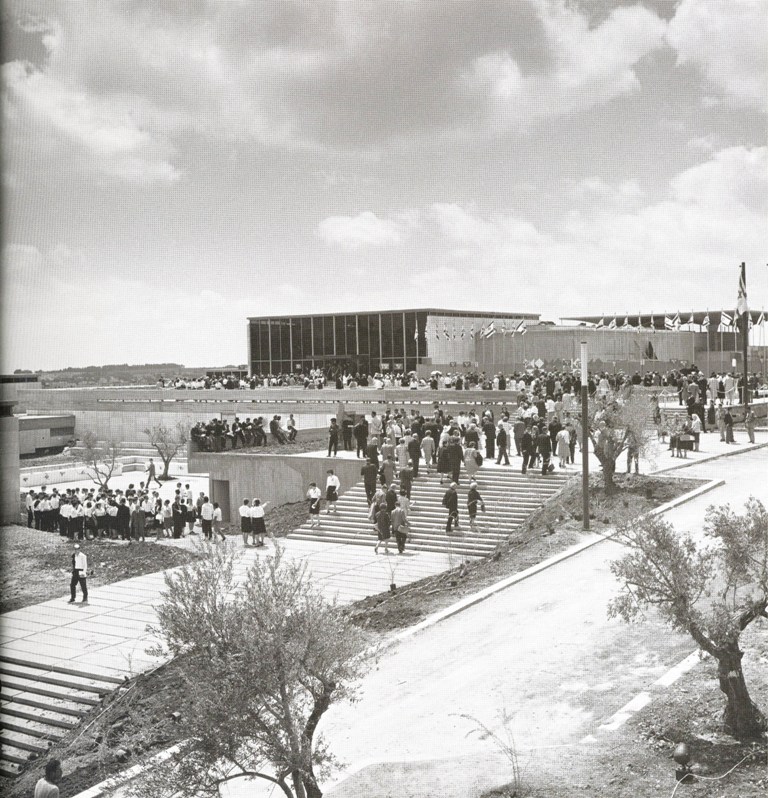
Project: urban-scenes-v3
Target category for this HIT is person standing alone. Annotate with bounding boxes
[68,543,88,604]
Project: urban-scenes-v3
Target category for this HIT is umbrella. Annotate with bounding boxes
[430,370,443,376]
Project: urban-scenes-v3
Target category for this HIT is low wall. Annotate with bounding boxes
[188,451,364,523]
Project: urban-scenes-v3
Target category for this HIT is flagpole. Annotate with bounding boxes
[719,311,724,374]
[706,309,710,376]
[740,262,749,407]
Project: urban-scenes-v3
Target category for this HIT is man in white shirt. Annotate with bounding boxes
[68,543,88,604]
[200,496,214,540]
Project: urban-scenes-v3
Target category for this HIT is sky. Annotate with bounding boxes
[2,0,767,371]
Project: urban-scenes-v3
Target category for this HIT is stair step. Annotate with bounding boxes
[0,730,50,753]
[0,655,125,686]
[0,666,113,696]
[0,692,88,718]
[1,703,79,730]
[0,715,65,741]
[0,678,102,708]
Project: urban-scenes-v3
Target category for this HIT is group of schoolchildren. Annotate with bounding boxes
[25,481,225,543]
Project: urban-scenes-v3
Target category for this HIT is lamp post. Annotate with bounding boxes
[581,342,590,531]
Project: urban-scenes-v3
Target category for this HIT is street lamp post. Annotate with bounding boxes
[581,342,590,531]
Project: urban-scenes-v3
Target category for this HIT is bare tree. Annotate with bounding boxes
[609,498,768,739]
[582,388,655,493]
[122,543,370,798]
[143,422,188,479]
[72,431,123,490]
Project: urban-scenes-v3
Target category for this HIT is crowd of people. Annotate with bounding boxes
[190,414,298,451]
[25,479,226,543]
[161,366,766,396]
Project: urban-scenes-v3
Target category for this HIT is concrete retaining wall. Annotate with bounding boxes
[188,452,364,522]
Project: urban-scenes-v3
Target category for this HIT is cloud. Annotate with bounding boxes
[2,0,670,158]
[316,211,403,247]
[667,0,768,109]
[459,2,667,130]
[3,60,182,183]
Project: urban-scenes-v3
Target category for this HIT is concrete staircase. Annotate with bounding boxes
[0,655,124,779]
[289,465,571,558]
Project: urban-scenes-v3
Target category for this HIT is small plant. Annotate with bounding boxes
[458,705,527,797]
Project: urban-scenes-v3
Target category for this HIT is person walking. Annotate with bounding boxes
[146,458,162,487]
[421,431,436,474]
[407,433,422,478]
[399,460,414,504]
[464,441,481,481]
[250,499,267,546]
[239,498,252,545]
[361,460,378,505]
[391,503,408,554]
[325,469,340,515]
[556,426,570,469]
[446,432,463,484]
[745,407,756,444]
[307,482,322,528]
[495,421,510,465]
[482,415,496,460]
[724,407,735,443]
[374,503,391,555]
[442,482,460,533]
[537,426,552,475]
[200,496,214,540]
[467,481,486,532]
[521,426,534,474]
[327,418,340,457]
[212,502,225,542]
[68,543,88,604]
[354,416,368,458]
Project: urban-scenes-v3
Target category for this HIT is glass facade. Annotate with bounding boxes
[249,311,431,376]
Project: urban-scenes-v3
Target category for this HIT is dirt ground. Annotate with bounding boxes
[482,621,768,798]
[1,500,308,614]
[11,474,753,798]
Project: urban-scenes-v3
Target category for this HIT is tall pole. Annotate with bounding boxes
[580,341,590,532]
[740,262,749,407]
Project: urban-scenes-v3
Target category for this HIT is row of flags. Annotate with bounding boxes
[431,320,528,340]
[592,310,764,333]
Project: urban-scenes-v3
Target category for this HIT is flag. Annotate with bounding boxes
[452,325,457,340]
[737,263,748,316]
[719,310,732,332]
[673,312,681,330]
[702,311,710,330]
[518,322,527,336]
[622,315,632,330]
[664,315,674,331]
[607,317,617,330]
[595,317,605,329]
[469,323,474,339]
[501,320,507,335]
[649,316,655,332]
[443,323,449,339]
[637,312,643,330]
[685,312,695,327]
[435,327,440,340]
[414,327,418,341]
[757,310,765,326]
[481,321,496,339]
[461,326,465,339]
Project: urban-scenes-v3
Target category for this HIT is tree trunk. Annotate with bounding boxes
[717,648,767,739]
[302,774,322,798]
[602,457,616,495]
[161,457,171,479]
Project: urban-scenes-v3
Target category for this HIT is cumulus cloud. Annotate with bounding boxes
[667,0,768,109]
[2,0,671,159]
[460,2,667,130]
[316,211,403,247]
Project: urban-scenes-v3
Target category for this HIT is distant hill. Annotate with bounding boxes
[23,364,246,389]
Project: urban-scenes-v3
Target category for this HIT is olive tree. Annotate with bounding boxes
[72,431,123,490]
[609,498,768,739]
[143,422,188,479]
[124,543,370,798]
[583,389,655,493]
